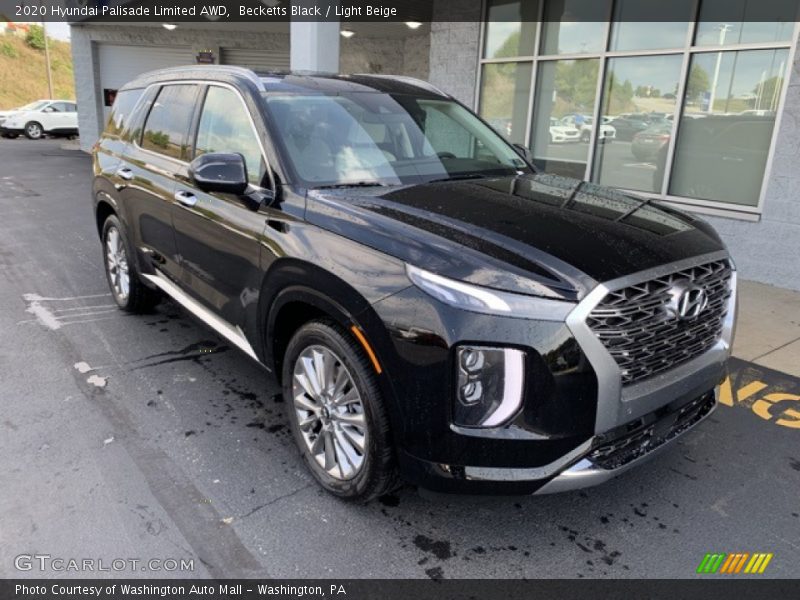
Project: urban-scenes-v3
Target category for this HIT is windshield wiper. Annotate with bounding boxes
[313,181,388,190]
[426,174,491,184]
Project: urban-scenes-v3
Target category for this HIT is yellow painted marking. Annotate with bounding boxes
[776,407,800,429]
[718,378,768,407]
[758,554,773,573]
[350,325,382,375]
[752,393,800,427]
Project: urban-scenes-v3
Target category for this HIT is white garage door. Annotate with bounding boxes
[98,44,194,116]
[220,48,290,72]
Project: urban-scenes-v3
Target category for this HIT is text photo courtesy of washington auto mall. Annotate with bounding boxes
[0,0,799,598]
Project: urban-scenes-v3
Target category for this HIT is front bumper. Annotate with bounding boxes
[371,251,736,495]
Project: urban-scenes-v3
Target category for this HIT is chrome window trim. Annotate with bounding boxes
[565,249,734,434]
[131,79,275,192]
[476,2,800,218]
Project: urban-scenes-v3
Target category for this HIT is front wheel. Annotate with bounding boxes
[102,215,159,313]
[282,320,398,502]
[24,121,43,140]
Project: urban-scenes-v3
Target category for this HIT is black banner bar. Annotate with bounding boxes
[2,0,799,23]
[2,579,800,600]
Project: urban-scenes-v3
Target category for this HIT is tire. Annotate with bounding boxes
[24,121,43,140]
[101,214,160,313]
[282,319,398,502]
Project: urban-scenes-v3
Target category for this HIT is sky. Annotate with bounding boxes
[45,21,71,41]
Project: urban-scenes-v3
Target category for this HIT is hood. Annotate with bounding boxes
[305,173,727,302]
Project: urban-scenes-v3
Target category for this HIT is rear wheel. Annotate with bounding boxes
[102,215,159,313]
[24,121,43,140]
[282,320,398,502]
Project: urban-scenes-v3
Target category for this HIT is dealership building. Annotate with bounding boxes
[70,0,800,290]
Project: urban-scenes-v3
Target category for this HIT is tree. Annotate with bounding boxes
[685,63,710,104]
[25,24,45,51]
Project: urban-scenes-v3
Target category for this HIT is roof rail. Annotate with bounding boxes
[138,65,266,91]
[353,74,448,97]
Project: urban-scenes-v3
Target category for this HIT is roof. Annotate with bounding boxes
[121,66,448,98]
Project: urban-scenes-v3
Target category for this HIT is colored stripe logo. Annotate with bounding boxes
[697,553,773,574]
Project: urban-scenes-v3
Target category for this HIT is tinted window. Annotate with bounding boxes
[105,89,143,138]
[141,85,199,160]
[195,86,266,186]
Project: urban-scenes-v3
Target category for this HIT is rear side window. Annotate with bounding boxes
[141,84,199,160]
[105,89,143,138]
[195,86,266,186]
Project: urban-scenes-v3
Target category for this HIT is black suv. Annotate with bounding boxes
[93,67,737,500]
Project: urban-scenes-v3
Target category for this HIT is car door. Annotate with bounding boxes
[171,84,271,330]
[37,103,61,132]
[121,83,202,282]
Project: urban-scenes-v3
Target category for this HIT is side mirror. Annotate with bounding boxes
[513,143,533,163]
[189,153,248,195]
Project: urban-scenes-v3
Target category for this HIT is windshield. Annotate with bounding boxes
[263,92,530,187]
[18,101,49,111]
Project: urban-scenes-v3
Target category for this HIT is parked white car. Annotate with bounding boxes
[560,115,616,143]
[548,118,581,143]
[0,100,79,140]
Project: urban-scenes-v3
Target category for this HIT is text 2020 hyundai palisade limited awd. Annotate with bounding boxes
[92,67,737,501]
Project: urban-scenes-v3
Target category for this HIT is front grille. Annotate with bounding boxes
[587,259,732,386]
[590,391,716,470]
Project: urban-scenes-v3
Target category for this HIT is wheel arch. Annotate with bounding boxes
[258,258,405,427]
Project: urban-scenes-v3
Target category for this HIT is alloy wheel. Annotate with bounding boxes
[105,226,130,302]
[291,345,367,480]
[26,123,42,139]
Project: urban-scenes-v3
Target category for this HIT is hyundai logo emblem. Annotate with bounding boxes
[668,281,709,320]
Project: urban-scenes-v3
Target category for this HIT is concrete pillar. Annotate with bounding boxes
[70,25,104,152]
[290,20,340,73]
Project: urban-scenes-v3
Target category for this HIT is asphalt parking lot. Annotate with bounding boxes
[1,138,798,579]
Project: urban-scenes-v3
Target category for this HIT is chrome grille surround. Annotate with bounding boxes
[586,259,733,386]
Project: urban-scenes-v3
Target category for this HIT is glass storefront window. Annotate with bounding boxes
[610,0,692,51]
[592,55,682,193]
[530,59,599,178]
[669,48,789,206]
[695,0,798,46]
[477,0,796,214]
[479,62,533,145]
[484,0,539,59]
[540,0,609,55]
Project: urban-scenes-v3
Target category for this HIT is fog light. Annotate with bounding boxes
[454,346,525,428]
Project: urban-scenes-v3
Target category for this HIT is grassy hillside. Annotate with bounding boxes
[0,34,74,109]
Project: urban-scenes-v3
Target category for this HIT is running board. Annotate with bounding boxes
[142,271,260,363]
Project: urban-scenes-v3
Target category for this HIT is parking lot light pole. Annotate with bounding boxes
[40,12,53,99]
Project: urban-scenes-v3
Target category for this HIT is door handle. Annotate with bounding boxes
[174,190,198,207]
[116,167,133,181]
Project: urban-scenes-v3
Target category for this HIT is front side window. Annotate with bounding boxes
[264,93,528,187]
[141,84,199,161]
[195,86,266,186]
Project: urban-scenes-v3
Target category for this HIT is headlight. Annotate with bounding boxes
[405,264,574,320]
[454,345,525,427]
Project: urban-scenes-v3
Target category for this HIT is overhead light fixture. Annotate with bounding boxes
[405,21,422,30]
[340,29,355,38]
[162,23,177,30]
